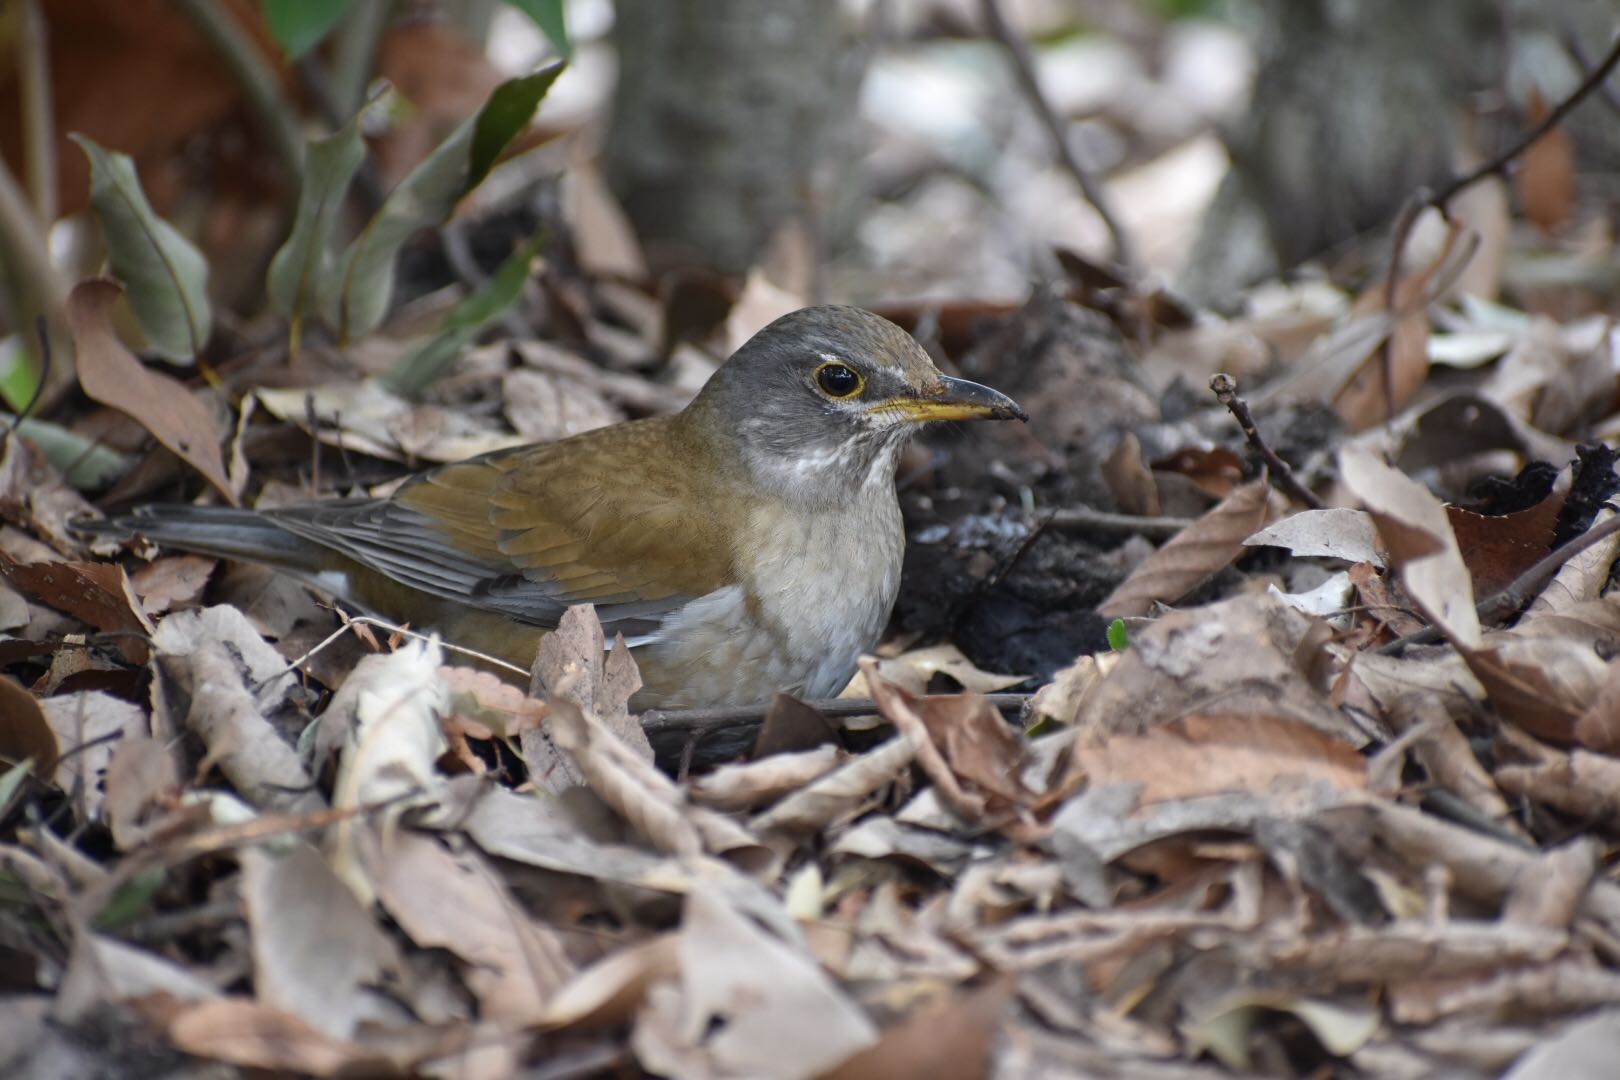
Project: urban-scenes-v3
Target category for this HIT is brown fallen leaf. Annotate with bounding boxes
[66,279,234,504]
[0,675,58,778]
[1098,476,1276,618]
[1101,432,1160,517]
[1446,492,1564,599]
[167,998,394,1077]
[1075,711,1366,805]
[0,551,155,664]
[1461,632,1606,744]
[542,934,680,1032]
[371,830,574,1026]
[820,977,1014,1080]
[1515,89,1576,234]
[1339,446,1481,648]
[440,664,547,741]
[128,554,215,615]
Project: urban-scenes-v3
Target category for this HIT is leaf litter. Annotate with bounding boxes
[7,10,1620,1080]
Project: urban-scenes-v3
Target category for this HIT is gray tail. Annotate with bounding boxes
[74,506,325,573]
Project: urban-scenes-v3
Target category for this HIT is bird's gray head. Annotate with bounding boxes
[686,305,1026,504]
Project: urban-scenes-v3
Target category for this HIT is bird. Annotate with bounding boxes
[79,306,1025,708]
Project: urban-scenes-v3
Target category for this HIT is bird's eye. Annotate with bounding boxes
[814,361,864,399]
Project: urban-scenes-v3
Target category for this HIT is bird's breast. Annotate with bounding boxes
[635,492,904,707]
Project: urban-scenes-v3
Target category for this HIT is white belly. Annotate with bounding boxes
[641,496,904,706]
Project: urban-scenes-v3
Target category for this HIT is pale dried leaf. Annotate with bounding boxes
[844,643,1025,697]
[542,935,680,1031]
[752,734,920,834]
[1338,446,1481,648]
[1246,507,1384,566]
[128,554,214,615]
[1099,477,1276,618]
[689,744,843,811]
[631,887,878,1079]
[241,843,405,1040]
[372,829,573,1025]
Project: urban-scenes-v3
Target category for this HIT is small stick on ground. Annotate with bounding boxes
[1046,506,1193,538]
[640,693,1031,739]
[1209,373,1324,510]
[979,0,1134,271]
[1379,506,1620,654]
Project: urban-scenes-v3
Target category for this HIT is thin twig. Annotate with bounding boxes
[1209,373,1324,510]
[1379,507,1620,654]
[1430,30,1620,209]
[641,693,1032,738]
[1045,506,1193,538]
[978,0,1134,271]
[1564,31,1620,118]
[167,0,305,181]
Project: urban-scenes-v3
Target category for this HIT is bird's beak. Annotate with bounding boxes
[869,376,1029,423]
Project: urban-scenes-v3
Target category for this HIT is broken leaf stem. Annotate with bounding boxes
[1209,373,1324,510]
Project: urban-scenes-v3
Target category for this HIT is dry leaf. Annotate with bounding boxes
[0,676,57,778]
[66,279,234,503]
[241,843,405,1040]
[843,644,1024,697]
[1246,507,1384,566]
[372,830,574,1025]
[1515,89,1576,234]
[1101,432,1160,517]
[1098,477,1276,618]
[1076,712,1366,805]
[128,554,215,615]
[1338,447,1481,648]
[0,552,155,663]
[822,977,1013,1080]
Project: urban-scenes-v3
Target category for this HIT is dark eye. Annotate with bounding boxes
[814,361,863,399]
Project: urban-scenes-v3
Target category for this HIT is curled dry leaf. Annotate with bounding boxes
[689,744,844,811]
[1447,492,1563,598]
[440,664,547,740]
[151,607,315,814]
[1461,633,1607,744]
[326,639,450,903]
[66,280,234,503]
[1077,591,1361,745]
[1028,651,1121,728]
[1098,476,1277,618]
[1338,446,1481,648]
[542,934,680,1032]
[167,999,383,1077]
[255,379,527,465]
[39,691,144,818]
[863,658,986,821]
[751,733,920,835]
[843,644,1025,698]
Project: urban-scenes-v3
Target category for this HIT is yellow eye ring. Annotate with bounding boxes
[813,361,864,399]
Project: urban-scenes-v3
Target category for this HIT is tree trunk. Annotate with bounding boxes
[603,0,853,277]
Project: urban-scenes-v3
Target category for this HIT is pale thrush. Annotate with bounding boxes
[82,306,1026,707]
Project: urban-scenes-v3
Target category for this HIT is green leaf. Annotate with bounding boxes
[1106,618,1129,652]
[501,0,571,59]
[71,134,212,363]
[2,412,135,489]
[261,0,354,60]
[382,231,543,397]
[92,864,166,931]
[328,62,563,341]
[266,116,366,333]
[467,64,566,200]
